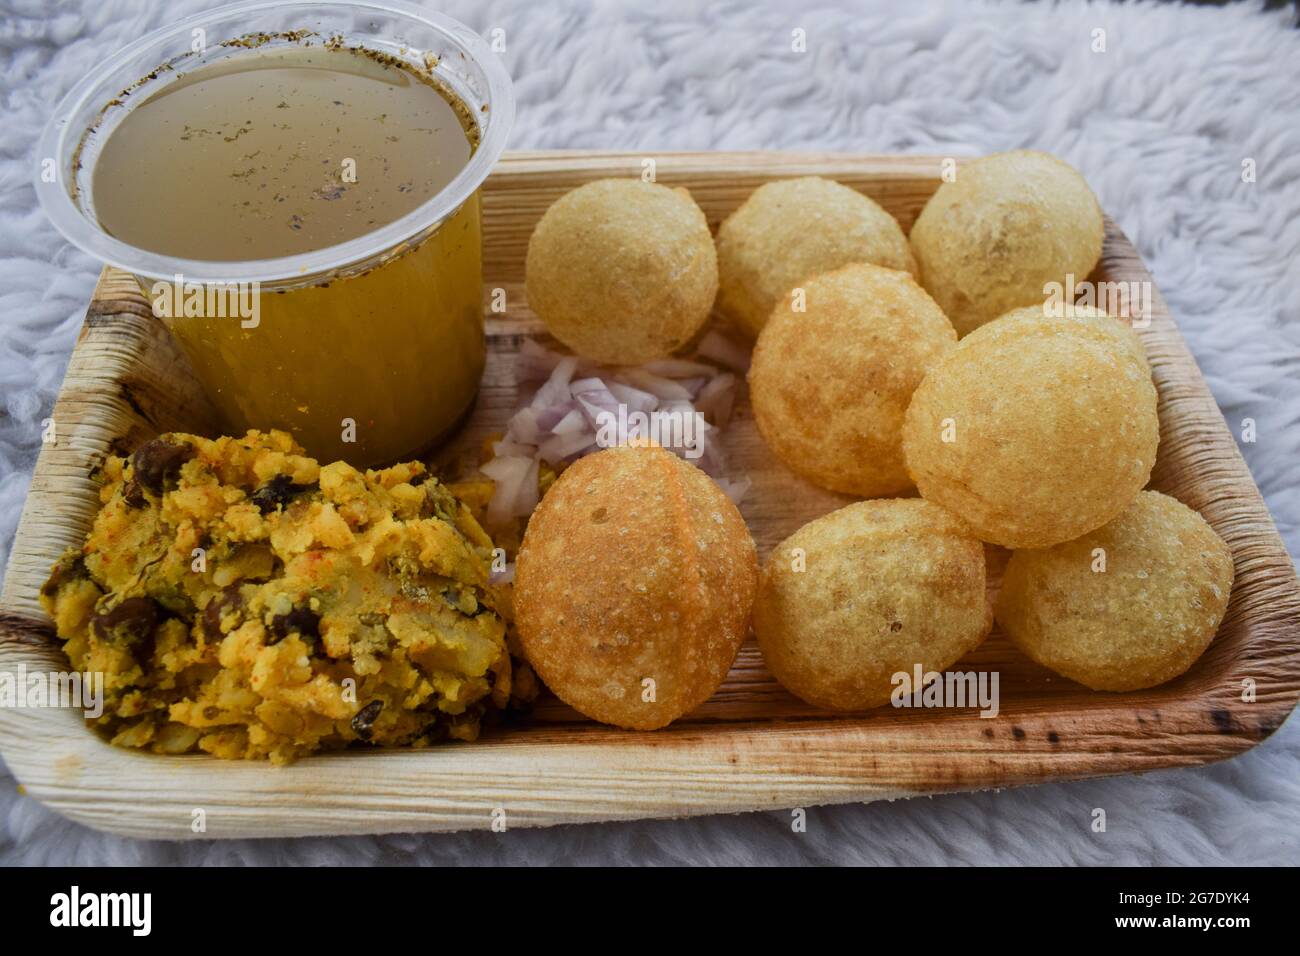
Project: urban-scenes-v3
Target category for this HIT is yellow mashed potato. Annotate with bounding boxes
[39,429,536,764]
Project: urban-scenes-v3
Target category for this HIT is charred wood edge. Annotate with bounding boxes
[0,610,57,648]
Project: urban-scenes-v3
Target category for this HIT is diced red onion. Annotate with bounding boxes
[539,428,597,465]
[695,372,737,426]
[533,398,578,434]
[550,407,589,436]
[482,455,535,527]
[482,340,751,524]
[619,368,695,401]
[530,355,580,410]
[507,406,543,444]
[607,382,659,413]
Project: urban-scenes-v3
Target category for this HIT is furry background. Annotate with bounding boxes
[1,0,1297,865]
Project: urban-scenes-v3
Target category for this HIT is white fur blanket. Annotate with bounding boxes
[2,0,1298,865]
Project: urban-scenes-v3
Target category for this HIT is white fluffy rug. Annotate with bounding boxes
[2,0,1298,866]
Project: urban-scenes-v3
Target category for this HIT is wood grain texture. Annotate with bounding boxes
[1,151,1297,839]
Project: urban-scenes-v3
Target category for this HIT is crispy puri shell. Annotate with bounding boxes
[996,491,1234,691]
[902,306,1158,549]
[754,499,991,711]
[909,150,1105,337]
[524,179,718,364]
[715,177,916,338]
[749,263,957,497]
[513,445,757,730]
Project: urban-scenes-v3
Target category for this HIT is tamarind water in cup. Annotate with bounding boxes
[38,3,515,466]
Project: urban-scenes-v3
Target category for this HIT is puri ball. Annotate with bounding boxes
[909,150,1105,336]
[524,179,718,364]
[749,263,956,497]
[754,499,990,711]
[715,177,916,337]
[902,306,1157,549]
[996,491,1234,691]
[513,444,757,730]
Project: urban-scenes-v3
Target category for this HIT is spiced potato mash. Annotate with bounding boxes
[39,429,535,764]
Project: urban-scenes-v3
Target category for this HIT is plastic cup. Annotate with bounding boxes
[36,0,514,466]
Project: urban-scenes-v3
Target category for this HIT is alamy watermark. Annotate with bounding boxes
[1043,273,1151,328]
[0,664,103,718]
[151,274,260,329]
[891,665,1000,718]
[594,405,708,460]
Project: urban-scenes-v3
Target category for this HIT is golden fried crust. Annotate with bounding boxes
[524,179,718,364]
[902,306,1158,549]
[996,491,1234,691]
[715,177,917,338]
[754,499,990,711]
[748,263,956,497]
[513,445,757,729]
[909,150,1105,337]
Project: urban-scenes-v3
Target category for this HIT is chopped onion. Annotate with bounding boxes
[697,329,752,373]
[480,341,750,525]
[482,455,536,528]
[550,407,588,436]
[574,390,623,431]
[530,355,580,410]
[619,368,695,402]
[695,372,737,426]
[533,399,577,434]
[607,382,658,413]
[539,428,597,465]
[507,406,543,445]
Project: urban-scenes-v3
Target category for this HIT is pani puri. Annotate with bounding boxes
[996,491,1234,691]
[902,306,1157,549]
[513,444,757,730]
[524,179,718,364]
[909,150,1105,336]
[715,177,916,337]
[754,499,991,711]
[748,263,957,497]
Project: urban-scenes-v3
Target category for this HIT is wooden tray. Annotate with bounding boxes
[2,151,1298,840]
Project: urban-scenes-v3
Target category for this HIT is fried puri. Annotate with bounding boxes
[902,306,1157,549]
[715,177,916,337]
[996,491,1233,691]
[513,444,757,730]
[524,178,718,364]
[754,499,990,711]
[909,150,1105,336]
[748,263,956,497]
